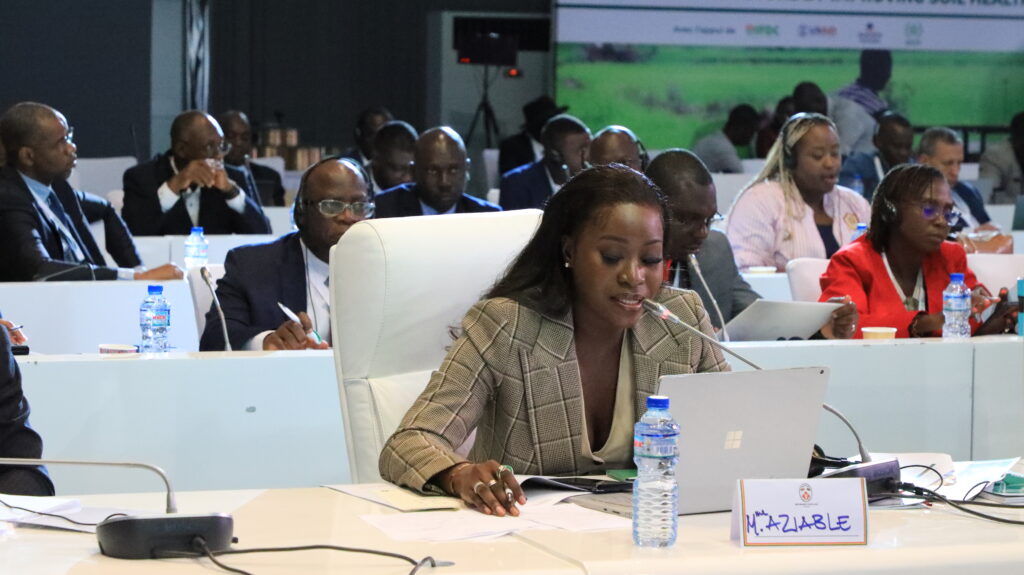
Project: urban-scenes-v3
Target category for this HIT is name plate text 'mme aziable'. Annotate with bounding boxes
[730,478,868,546]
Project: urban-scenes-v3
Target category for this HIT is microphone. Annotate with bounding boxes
[687,253,730,342]
[641,298,871,464]
[200,266,232,352]
[33,262,97,282]
[0,457,233,559]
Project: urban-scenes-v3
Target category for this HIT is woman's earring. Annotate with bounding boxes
[564,261,571,268]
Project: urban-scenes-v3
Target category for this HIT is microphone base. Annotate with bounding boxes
[97,513,234,559]
[817,458,901,501]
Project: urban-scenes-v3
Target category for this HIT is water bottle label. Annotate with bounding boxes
[150,313,169,328]
[634,433,677,457]
[943,294,970,312]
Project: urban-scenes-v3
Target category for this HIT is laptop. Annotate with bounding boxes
[724,300,841,341]
[573,367,829,516]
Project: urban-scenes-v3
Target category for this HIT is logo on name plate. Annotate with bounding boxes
[799,483,813,502]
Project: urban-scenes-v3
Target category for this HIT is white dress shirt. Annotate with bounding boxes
[156,157,248,226]
[246,239,331,350]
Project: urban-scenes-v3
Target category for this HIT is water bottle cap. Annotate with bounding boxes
[147,285,163,295]
[855,223,867,231]
[191,226,204,235]
[646,395,669,410]
[950,273,964,283]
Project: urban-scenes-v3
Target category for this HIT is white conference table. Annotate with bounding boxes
[17,338,1023,497]
[0,280,198,354]
[18,350,348,495]
[9,486,1024,574]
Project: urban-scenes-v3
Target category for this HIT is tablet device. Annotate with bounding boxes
[725,299,842,341]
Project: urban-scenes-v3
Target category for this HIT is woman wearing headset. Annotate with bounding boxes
[819,164,1016,338]
[726,113,871,271]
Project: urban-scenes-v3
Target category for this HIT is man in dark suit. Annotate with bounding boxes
[497,95,567,175]
[0,102,181,282]
[499,114,590,211]
[341,106,393,169]
[200,158,372,351]
[122,110,270,236]
[0,317,54,496]
[646,150,758,330]
[918,127,995,233]
[375,127,500,217]
[219,110,285,206]
[369,120,417,193]
[839,111,913,201]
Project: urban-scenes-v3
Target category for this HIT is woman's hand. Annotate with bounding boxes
[0,319,27,345]
[820,296,858,339]
[440,461,526,517]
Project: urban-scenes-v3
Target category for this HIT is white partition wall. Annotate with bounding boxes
[18,351,348,494]
[0,280,198,354]
[168,234,275,267]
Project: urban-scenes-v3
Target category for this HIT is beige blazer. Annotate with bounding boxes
[378,287,730,492]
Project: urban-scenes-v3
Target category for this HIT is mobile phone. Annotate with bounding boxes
[12,345,29,356]
[551,477,633,493]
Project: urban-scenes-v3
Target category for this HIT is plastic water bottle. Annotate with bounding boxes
[633,395,680,547]
[183,227,208,268]
[140,285,171,352]
[851,223,868,242]
[942,273,971,339]
[851,175,865,196]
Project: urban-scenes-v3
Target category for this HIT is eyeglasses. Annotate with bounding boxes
[184,139,231,157]
[915,201,961,226]
[61,127,74,145]
[304,199,375,218]
[677,213,724,230]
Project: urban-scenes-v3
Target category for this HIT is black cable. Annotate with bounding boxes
[0,497,127,527]
[164,537,448,575]
[962,480,991,502]
[899,464,944,491]
[894,482,1024,526]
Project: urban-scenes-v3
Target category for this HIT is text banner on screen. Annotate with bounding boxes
[558,1,1024,19]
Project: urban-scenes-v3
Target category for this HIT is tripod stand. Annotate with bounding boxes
[466,64,501,148]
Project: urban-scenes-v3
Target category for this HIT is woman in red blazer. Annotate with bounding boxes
[820,164,1015,338]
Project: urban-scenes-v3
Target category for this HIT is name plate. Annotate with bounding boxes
[730,478,868,546]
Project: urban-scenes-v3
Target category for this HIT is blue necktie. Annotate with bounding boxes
[44,190,87,262]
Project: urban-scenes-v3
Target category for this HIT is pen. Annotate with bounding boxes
[7,325,23,332]
[276,302,323,345]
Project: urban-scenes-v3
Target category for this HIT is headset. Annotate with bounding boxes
[292,155,372,229]
[636,137,651,172]
[781,118,798,171]
[879,197,899,225]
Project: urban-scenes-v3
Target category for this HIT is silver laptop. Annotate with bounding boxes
[573,367,829,516]
[725,300,841,341]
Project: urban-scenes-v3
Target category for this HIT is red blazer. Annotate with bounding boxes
[819,237,981,338]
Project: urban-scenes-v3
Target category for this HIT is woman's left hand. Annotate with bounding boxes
[821,296,858,339]
[0,319,27,345]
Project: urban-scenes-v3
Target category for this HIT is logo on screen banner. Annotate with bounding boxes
[904,22,923,46]
[798,24,838,38]
[799,483,813,503]
[745,24,779,37]
[858,22,882,44]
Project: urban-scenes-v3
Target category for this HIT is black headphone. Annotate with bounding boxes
[879,197,899,225]
[292,155,372,229]
[781,119,798,171]
[636,138,651,172]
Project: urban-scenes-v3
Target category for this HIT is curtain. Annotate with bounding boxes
[185,0,210,110]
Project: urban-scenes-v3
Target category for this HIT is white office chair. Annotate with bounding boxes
[330,210,543,483]
[67,156,137,195]
[186,264,226,336]
[967,254,1024,300]
[786,258,830,302]
[106,189,124,212]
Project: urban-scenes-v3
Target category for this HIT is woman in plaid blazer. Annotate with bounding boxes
[380,164,729,516]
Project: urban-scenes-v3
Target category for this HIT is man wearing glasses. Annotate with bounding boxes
[199,157,371,351]
[122,110,270,236]
[917,127,996,234]
[0,102,181,282]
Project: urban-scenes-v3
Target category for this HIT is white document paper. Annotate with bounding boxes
[326,483,461,512]
[0,495,80,521]
[937,458,1020,502]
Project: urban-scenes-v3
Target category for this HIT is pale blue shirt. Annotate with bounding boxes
[419,200,457,216]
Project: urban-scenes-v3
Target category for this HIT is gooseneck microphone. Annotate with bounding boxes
[0,457,233,559]
[641,298,872,464]
[200,266,232,351]
[0,457,177,512]
[687,253,730,342]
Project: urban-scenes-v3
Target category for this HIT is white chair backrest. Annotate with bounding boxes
[967,254,1024,300]
[786,257,830,302]
[250,156,286,179]
[486,187,500,206]
[330,210,543,482]
[186,264,226,336]
[107,189,125,212]
[712,173,756,213]
[482,148,500,191]
[68,156,137,195]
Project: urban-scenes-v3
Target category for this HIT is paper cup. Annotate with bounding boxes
[99,344,139,354]
[861,327,897,340]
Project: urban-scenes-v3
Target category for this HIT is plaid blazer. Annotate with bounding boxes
[378,287,730,492]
